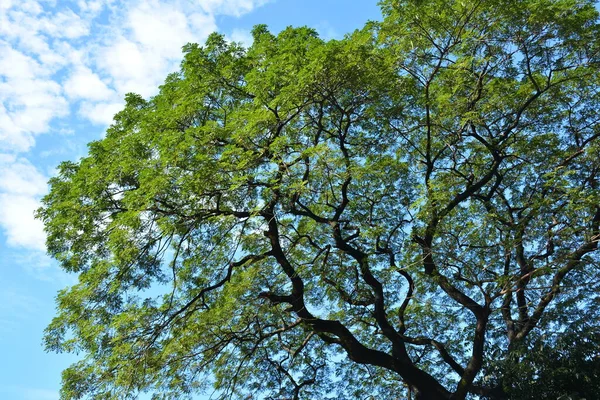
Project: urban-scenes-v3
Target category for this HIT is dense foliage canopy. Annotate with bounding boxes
[38,1,600,399]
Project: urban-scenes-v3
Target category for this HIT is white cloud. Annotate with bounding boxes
[64,66,114,101]
[0,194,46,250]
[76,0,112,17]
[127,2,194,56]
[3,246,74,283]
[0,0,270,154]
[315,20,341,41]
[45,10,90,39]
[79,101,123,125]
[2,4,89,39]
[0,156,47,251]
[97,37,162,98]
[95,1,218,98]
[0,0,14,11]
[229,28,254,47]
[0,155,47,196]
[0,43,43,79]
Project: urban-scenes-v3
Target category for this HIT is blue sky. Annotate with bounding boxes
[0,1,381,399]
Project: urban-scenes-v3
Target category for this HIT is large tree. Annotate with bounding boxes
[38,1,600,399]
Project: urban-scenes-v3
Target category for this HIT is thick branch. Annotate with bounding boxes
[514,207,600,342]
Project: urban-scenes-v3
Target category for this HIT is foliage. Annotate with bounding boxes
[485,322,600,399]
[38,1,600,399]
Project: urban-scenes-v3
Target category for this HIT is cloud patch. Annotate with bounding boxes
[0,43,68,152]
[0,0,268,154]
[64,67,114,101]
[0,155,47,251]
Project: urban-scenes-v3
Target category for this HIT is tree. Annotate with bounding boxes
[38,1,600,399]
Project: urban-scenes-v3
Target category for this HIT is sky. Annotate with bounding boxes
[0,1,382,399]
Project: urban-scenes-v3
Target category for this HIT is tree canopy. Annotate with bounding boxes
[38,1,600,399]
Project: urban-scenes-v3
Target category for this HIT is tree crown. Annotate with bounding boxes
[39,1,600,399]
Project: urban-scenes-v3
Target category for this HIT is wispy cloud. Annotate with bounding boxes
[315,20,342,41]
[229,28,254,47]
[0,285,44,337]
